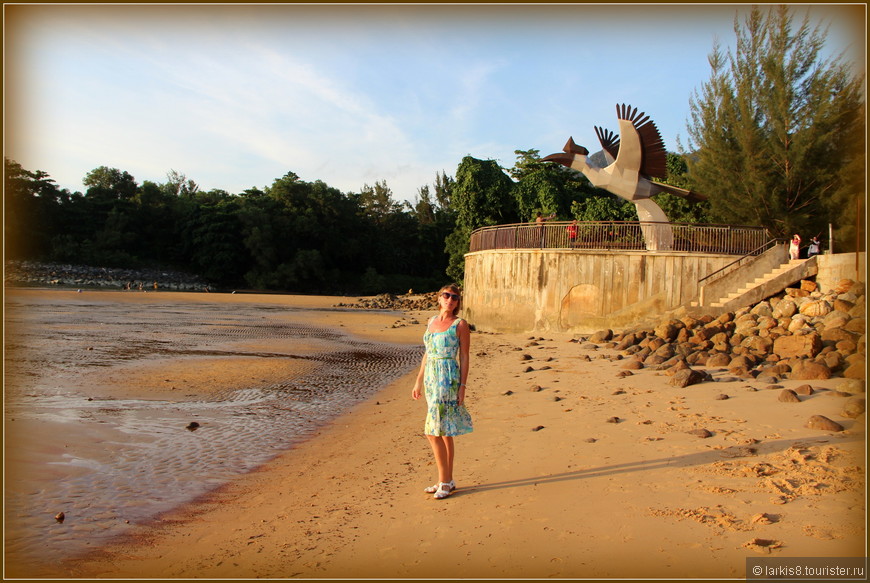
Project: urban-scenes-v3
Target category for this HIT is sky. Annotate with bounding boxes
[4,3,866,204]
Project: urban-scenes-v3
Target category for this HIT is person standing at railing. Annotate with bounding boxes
[566,219,578,248]
[807,235,821,257]
[789,233,801,260]
[535,211,556,247]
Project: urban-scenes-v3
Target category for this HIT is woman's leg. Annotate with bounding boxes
[426,434,454,483]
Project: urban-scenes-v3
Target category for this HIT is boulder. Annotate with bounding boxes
[799,300,832,318]
[669,368,707,388]
[842,397,865,418]
[778,389,801,403]
[706,353,731,367]
[790,360,832,380]
[589,329,613,343]
[842,361,866,380]
[805,415,844,432]
[794,384,814,395]
[773,333,821,359]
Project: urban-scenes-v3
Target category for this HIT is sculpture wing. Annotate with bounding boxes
[651,181,708,203]
[594,125,619,165]
[615,103,667,180]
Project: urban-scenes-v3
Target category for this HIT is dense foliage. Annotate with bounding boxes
[9,148,686,290]
[686,5,865,247]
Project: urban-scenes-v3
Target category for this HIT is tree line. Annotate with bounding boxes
[5,151,688,293]
[5,6,863,293]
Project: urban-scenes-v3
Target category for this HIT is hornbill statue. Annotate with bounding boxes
[543,104,706,251]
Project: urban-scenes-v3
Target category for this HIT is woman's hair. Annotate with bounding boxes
[438,283,462,316]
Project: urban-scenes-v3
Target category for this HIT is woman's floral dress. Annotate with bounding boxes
[423,317,474,437]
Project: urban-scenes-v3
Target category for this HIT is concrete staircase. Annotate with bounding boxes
[707,256,818,309]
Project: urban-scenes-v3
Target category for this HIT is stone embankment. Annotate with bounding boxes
[4,260,210,292]
[581,278,865,428]
[334,292,439,312]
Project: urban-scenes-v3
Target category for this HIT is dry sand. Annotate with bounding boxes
[4,289,866,579]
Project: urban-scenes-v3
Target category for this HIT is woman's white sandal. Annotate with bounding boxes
[425,480,454,494]
[434,481,454,499]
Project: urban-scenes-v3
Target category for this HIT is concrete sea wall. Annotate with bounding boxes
[462,249,866,335]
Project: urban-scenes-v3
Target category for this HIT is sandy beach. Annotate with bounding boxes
[3,288,866,579]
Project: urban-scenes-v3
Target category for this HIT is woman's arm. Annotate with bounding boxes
[411,353,427,400]
[457,319,471,405]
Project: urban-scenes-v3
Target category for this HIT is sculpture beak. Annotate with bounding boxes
[542,152,574,167]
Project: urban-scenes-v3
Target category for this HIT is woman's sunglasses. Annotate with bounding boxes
[441,292,461,301]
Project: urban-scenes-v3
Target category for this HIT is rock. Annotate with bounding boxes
[520,354,532,361]
[773,333,822,359]
[706,353,731,367]
[842,397,865,418]
[502,390,514,396]
[837,378,865,394]
[799,300,832,318]
[821,327,859,344]
[186,422,200,431]
[843,362,866,380]
[584,438,597,443]
[606,416,621,423]
[728,355,756,370]
[743,538,783,553]
[715,394,730,400]
[793,384,815,395]
[800,279,817,292]
[654,322,679,342]
[688,428,713,438]
[531,425,545,431]
[778,389,801,403]
[622,359,644,370]
[55,512,65,523]
[844,317,866,333]
[669,368,707,388]
[772,299,797,319]
[530,385,543,392]
[790,360,832,380]
[589,329,613,343]
[805,415,844,432]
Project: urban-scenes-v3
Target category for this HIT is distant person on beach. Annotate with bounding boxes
[808,236,821,257]
[789,234,801,260]
[411,283,473,500]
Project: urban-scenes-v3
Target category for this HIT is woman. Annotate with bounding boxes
[411,284,473,499]
[789,234,801,260]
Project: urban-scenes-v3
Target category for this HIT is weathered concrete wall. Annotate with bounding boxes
[815,252,866,291]
[462,249,736,334]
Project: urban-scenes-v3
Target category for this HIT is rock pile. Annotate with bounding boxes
[5,260,210,292]
[586,278,866,385]
[335,292,439,312]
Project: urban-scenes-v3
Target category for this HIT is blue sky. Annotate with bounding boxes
[4,3,865,204]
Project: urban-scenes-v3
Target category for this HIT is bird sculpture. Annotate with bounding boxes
[543,103,706,251]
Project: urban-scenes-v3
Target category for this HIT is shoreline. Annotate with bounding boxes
[3,288,426,578]
[4,289,865,579]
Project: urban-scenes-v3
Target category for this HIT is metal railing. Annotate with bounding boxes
[698,238,786,285]
[469,221,772,256]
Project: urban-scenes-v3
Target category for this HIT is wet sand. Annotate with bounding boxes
[3,288,422,577]
[4,288,866,579]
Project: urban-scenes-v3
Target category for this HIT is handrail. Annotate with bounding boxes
[697,238,786,285]
[469,221,771,256]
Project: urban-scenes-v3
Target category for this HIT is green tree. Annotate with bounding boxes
[4,158,68,259]
[686,5,865,241]
[651,153,712,223]
[446,156,517,282]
